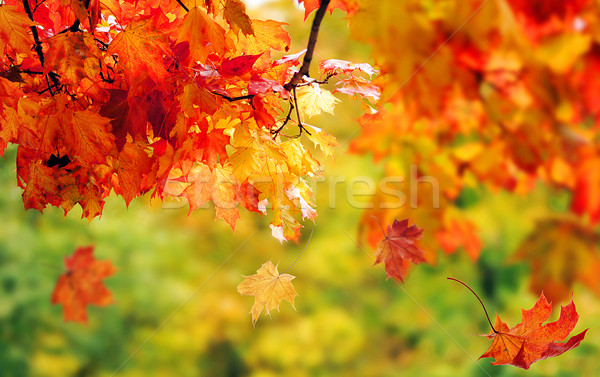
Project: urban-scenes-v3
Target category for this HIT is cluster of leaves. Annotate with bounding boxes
[0,0,376,243]
[348,0,600,302]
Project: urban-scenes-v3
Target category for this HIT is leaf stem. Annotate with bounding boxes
[447,277,497,333]
[281,228,313,274]
[370,215,387,238]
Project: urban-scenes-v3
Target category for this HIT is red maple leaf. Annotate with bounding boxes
[480,293,587,369]
[51,246,116,323]
[373,218,426,282]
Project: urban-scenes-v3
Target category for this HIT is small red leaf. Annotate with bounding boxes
[51,246,116,323]
[373,219,426,282]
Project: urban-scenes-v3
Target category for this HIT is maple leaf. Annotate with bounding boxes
[51,246,116,323]
[480,293,588,369]
[236,19,290,54]
[299,0,359,20]
[223,0,254,35]
[0,5,37,58]
[319,58,377,77]
[373,218,426,282]
[334,77,380,101]
[237,260,297,325]
[108,20,171,87]
[176,6,227,63]
[305,124,338,158]
[43,32,101,86]
[114,140,153,205]
[295,83,340,119]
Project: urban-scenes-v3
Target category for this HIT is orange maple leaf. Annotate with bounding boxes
[480,293,587,369]
[223,0,254,35]
[51,246,116,323]
[0,5,37,58]
[237,260,297,325]
[299,0,359,20]
[373,218,426,282]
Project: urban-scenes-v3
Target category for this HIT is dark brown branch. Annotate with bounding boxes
[22,0,45,66]
[23,0,61,89]
[176,0,189,12]
[291,87,311,137]
[32,0,46,13]
[284,0,331,91]
[271,100,295,139]
[211,92,254,103]
[21,69,44,75]
[58,19,81,34]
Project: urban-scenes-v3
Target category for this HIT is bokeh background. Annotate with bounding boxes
[1,1,599,376]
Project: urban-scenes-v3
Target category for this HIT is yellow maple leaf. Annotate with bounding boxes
[296,83,340,119]
[223,0,254,35]
[237,260,297,325]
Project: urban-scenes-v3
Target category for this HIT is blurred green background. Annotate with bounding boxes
[1,1,598,376]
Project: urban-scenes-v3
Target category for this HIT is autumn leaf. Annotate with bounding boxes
[319,58,377,77]
[108,20,171,86]
[373,218,426,282]
[0,5,37,58]
[223,0,254,35]
[176,6,227,63]
[299,0,359,20]
[51,246,116,323]
[43,32,101,86]
[480,293,588,369]
[237,260,297,325]
[295,83,340,119]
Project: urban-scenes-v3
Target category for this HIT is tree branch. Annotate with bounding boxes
[176,0,189,12]
[23,0,61,89]
[284,0,331,91]
[22,0,46,67]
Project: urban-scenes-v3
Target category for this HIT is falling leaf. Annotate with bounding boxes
[51,246,116,323]
[480,293,588,369]
[373,218,426,282]
[237,260,297,325]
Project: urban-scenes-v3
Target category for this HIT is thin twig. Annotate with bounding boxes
[291,87,307,138]
[271,100,295,138]
[447,277,497,333]
[211,92,254,103]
